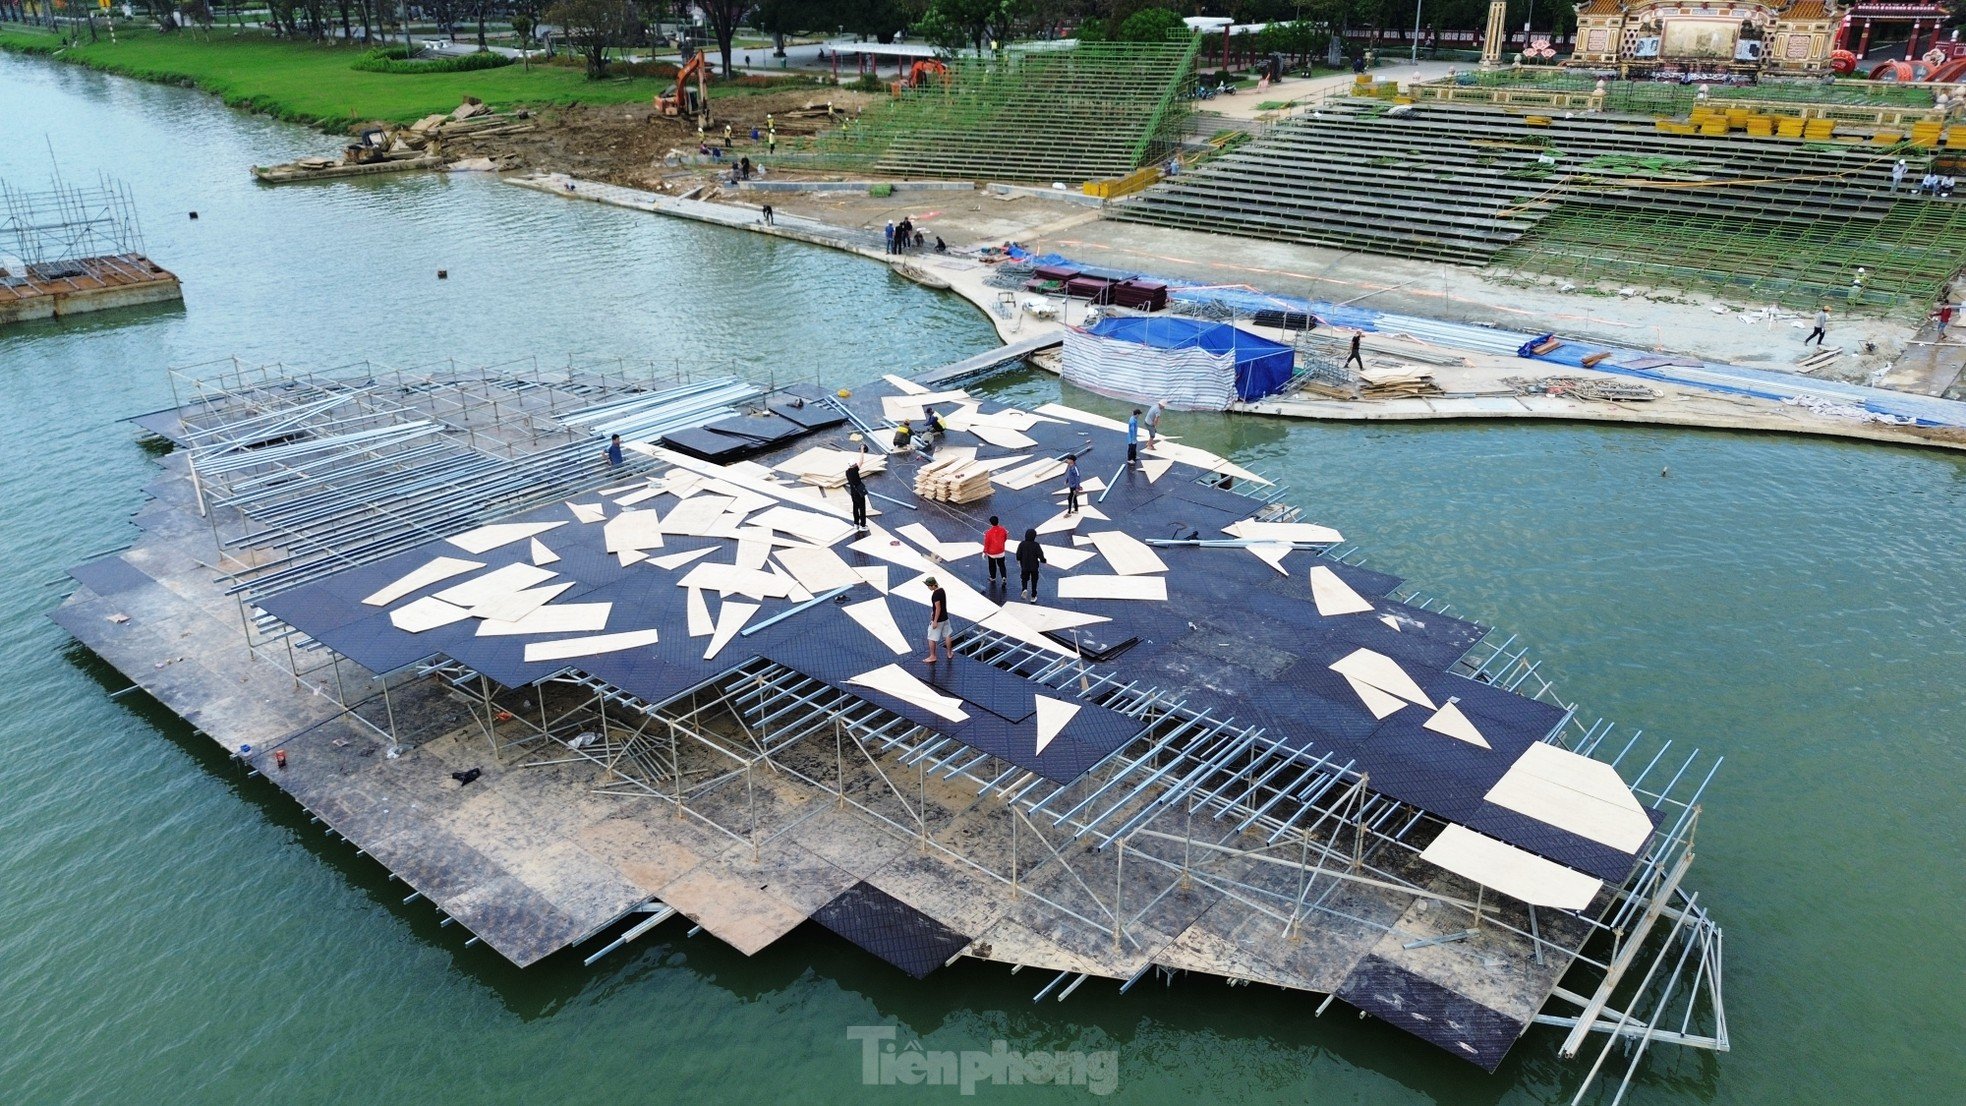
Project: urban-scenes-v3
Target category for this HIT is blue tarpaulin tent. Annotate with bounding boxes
[1082,316,1295,403]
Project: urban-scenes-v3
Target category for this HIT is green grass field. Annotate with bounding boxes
[0,25,792,129]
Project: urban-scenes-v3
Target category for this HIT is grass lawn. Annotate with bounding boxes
[0,24,807,128]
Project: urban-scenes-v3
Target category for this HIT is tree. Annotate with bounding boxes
[698,0,747,77]
[1116,5,1180,41]
[916,0,1025,54]
[546,0,634,77]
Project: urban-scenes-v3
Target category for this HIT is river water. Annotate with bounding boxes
[2,53,1962,1106]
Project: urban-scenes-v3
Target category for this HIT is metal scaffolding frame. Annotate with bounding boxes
[0,174,145,271]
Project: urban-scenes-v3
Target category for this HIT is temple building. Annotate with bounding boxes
[1570,0,1843,72]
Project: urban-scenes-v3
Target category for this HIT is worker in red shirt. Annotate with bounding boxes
[983,515,1010,589]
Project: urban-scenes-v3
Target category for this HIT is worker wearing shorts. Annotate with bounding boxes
[923,577,950,663]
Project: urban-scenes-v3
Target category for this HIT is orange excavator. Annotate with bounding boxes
[656,51,710,118]
[891,59,949,97]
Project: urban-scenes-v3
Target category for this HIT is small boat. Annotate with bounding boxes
[890,261,952,290]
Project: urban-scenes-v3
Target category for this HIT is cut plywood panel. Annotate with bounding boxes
[1141,458,1173,483]
[1034,401,1129,432]
[997,602,1109,633]
[1310,566,1375,617]
[1329,648,1436,709]
[433,563,558,608]
[841,596,911,655]
[889,573,998,624]
[651,547,717,572]
[389,596,472,633]
[1484,744,1652,853]
[677,562,795,600]
[1342,674,1410,719]
[1420,825,1602,910]
[617,550,648,568]
[969,424,1037,449]
[1005,540,1095,571]
[1224,520,1344,545]
[1247,542,1292,576]
[476,602,612,637]
[603,510,665,553]
[774,545,863,594]
[613,486,664,507]
[975,608,1082,660]
[848,528,937,575]
[1055,575,1167,602]
[883,373,930,395]
[529,538,560,567]
[446,521,567,555]
[736,538,771,572]
[1050,476,1109,496]
[1034,509,1083,537]
[363,556,485,607]
[686,587,713,637]
[652,446,854,521]
[524,628,662,663]
[467,581,575,623]
[1033,696,1080,756]
[898,523,952,559]
[1378,614,1402,632]
[1086,531,1167,576]
[1424,701,1492,749]
[992,457,1067,491]
[703,600,758,662]
[658,495,738,537]
[879,388,971,421]
[749,505,854,547]
[1145,441,1272,486]
[854,565,890,594]
[567,502,606,524]
[847,663,969,723]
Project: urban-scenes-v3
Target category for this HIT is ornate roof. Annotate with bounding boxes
[1577,0,1623,14]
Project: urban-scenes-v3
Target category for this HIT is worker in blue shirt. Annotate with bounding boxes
[605,433,624,467]
[1126,409,1141,467]
[1064,454,1084,514]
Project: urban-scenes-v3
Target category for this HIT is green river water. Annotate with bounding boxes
[1,53,1961,1106]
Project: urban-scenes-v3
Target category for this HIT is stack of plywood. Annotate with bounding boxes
[1358,366,1440,398]
[774,445,887,489]
[913,452,995,504]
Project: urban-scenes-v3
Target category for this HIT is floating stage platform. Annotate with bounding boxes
[56,355,1728,1102]
[0,252,181,325]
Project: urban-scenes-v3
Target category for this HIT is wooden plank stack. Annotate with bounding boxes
[913,453,995,504]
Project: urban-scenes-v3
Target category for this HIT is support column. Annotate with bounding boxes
[1906,21,1921,61]
[1857,19,1872,57]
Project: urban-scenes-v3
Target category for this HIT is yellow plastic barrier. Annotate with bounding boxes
[1776,119,1806,138]
[1082,165,1163,200]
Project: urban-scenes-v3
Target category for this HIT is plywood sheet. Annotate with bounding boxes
[847,663,969,722]
[847,529,937,575]
[613,485,664,507]
[1310,566,1374,617]
[997,602,1109,633]
[658,495,739,537]
[524,628,661,663]
[1034,402,1129,432]
[686,587,713,637]
[975,608,1082,660]
[1055,575,1167,602]
[677,562,795,600]
[362,556,484,607]
[617,550,647,568]
[1086,530,1168,576]
[1484,744,1652,853]
[1420,825,1602,910]
[880,388,971,421]
[736,538,771,572]
[567,502,606,524]
[841,597,911,655]
[476,602,612,637]
[882,373,930,395]
[1246,542,1292,576]
[529,538,560,567]
[1141,458,1173,484]
[603,510,665,553]
[447,521,567,555]
[1329,648,1436,709]
[1004,540,1095,570]
[774,545,863,593]
[1033,696,1080,756]
[854,565,890,594]
[992,457,1067,491]
[389,596,472,633]
[749,504,854,547]
[1224,519,1344,545]
[703,600,759,662]
[651,547,717,572]
[1424,702,1491,749]
[1145,441,1272,487]
[467,581,575,623]
[432,563,558,608]
[1341,674,1409,719]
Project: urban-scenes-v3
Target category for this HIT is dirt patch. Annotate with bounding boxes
[443,88,879,187]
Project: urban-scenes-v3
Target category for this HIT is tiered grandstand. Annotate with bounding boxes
[804,40,1199,183]
[1111,101,1966,310]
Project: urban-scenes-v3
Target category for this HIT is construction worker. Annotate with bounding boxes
[1848,267,1866,304]
[1804,306,1829,347]
[723,123,733,149]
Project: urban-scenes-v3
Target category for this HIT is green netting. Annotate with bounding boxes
[789,40,1200,183]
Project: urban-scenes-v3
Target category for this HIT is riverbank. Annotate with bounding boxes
[0,23,799,128]
[510,171,1966,453]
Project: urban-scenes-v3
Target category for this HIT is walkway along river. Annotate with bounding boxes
[1,52,1963,1105]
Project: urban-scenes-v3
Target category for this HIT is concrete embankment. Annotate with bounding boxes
[505,173,1966,453]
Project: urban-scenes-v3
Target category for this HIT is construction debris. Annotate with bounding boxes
[1503,376,1663,401]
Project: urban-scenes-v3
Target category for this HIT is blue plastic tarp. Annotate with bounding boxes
[1086,316,1294,401]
